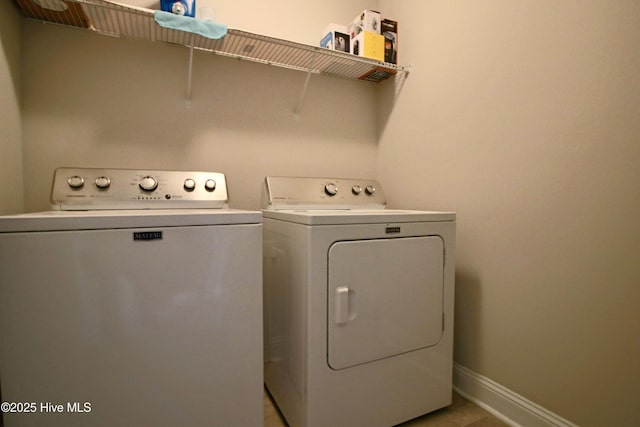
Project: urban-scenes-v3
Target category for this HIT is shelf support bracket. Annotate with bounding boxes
[293,53,318,117]
[294,70,312,117]
[185,41,195,109]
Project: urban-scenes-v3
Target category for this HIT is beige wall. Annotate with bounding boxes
[0,1,23,214]
[20,0,378,212]
[378,1,640,426]
[8,0,640,425]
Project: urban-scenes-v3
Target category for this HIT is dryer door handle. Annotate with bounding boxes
[335,286,351,325]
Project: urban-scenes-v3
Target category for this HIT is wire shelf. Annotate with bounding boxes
[16,0,409,83]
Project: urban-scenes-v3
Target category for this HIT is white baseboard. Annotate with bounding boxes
[453,363,578,427]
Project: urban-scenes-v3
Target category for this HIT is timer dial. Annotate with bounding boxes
[139,176,158,192]
[324,183,338,196]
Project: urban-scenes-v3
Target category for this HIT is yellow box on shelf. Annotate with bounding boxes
[352,31,384,62]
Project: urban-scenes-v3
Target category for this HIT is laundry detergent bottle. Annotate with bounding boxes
[161,0,196,17]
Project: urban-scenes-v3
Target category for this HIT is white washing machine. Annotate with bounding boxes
[262,176,456,427]
[0,168,263,427]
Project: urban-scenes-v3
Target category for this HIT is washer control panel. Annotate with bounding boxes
[263,176,386,209]
[51,168,229,210]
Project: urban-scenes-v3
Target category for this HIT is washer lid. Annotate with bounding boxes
[0,209,262,233]
[262,209,455,225]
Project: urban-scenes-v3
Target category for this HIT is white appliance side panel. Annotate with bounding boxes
[327,236,444,370]
[0,224,262,427]
[262,219,313,427]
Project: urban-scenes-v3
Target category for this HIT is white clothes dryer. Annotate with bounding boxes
[261,176,456,427]
[0,168,263,427]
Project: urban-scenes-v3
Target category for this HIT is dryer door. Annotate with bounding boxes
[327,236,444,370]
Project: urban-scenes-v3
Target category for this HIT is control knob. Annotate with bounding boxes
[365,185,376,196]
[183,178,196,191]
[95,176,111,189]
[67,175,84,189]
[352,185,362,195]
[139,176,158,192]
[204,179,216,192]
[324,183,338,196]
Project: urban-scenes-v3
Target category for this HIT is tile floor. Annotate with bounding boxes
[264,388,509,427]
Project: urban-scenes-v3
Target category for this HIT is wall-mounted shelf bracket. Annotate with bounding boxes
[294,53,318,116]
[185,43,194,109]
[294,69,313,117]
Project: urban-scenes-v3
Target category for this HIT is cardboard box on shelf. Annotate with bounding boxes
[347,9,381,38]
[381,19,398,64]
[320,24,351,53]
[351,30,384,62]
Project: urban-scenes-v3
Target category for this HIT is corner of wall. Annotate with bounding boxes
[0,0,24,214]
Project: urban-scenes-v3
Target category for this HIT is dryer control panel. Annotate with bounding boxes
[263,176,386,210]
[51,167,229,210]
